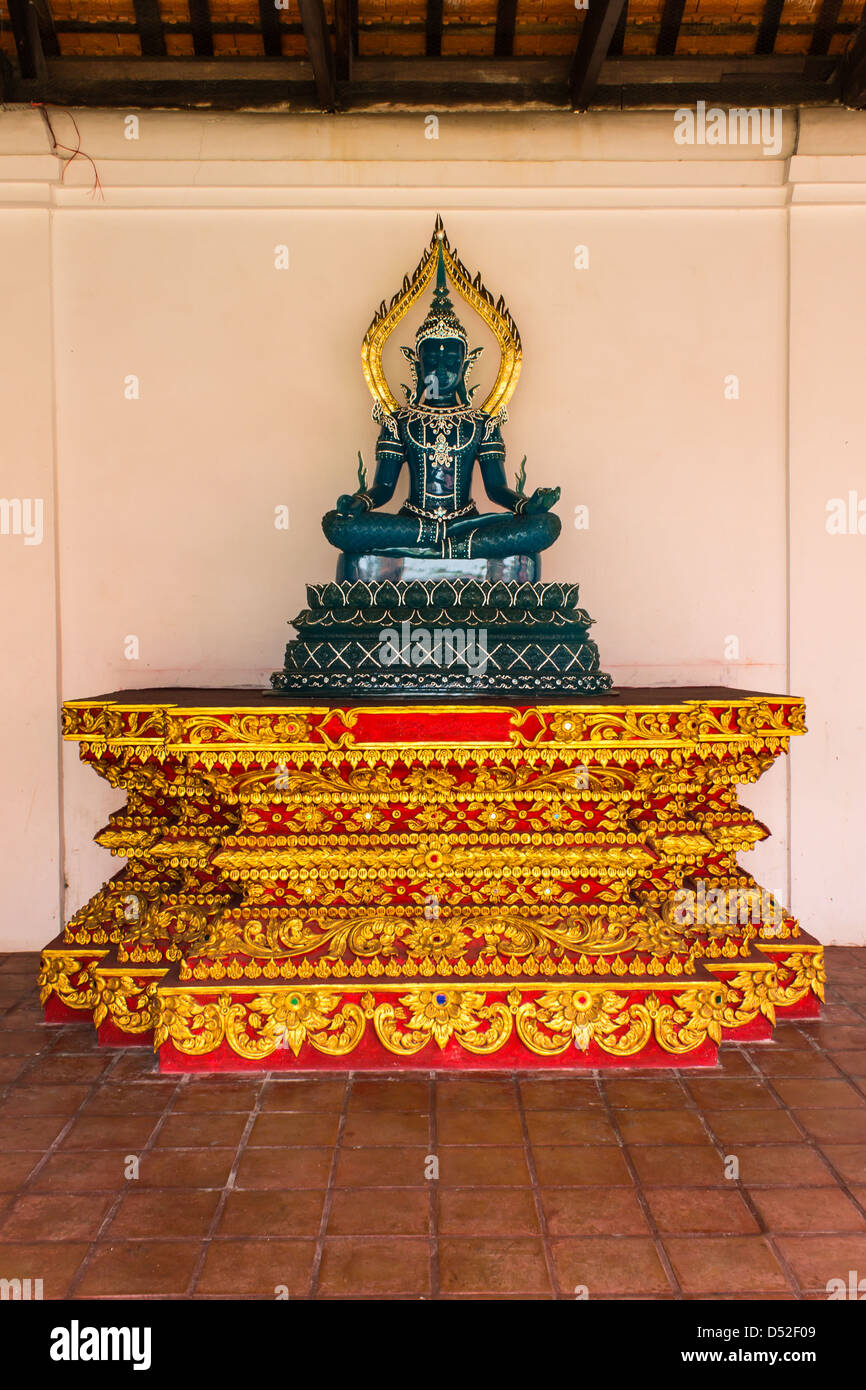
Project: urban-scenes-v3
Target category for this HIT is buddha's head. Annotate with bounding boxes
[418,336,466,400]
[411,240,472,405]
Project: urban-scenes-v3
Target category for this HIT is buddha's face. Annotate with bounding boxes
[419,338,465,400]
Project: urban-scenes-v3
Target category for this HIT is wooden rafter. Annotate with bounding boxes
[188,0,213,57]
[810,0,844,55]
[569,0,628,110]
[755,0,785,55]
[494,0,518,59]
[426,0,443,58]
[132,0,166,57]
[839,7,866,105]
[7,0,45,79]
[656,0,685,56]
[258,0,282,57]
[297,0,336,110]
[334,0,353,82]
[609,0,628,58]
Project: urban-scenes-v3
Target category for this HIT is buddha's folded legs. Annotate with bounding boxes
[322,510,427,554]
[322,506,561,559]
[447,510,561,558]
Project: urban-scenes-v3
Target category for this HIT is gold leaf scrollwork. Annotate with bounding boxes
[372,987,512,1055]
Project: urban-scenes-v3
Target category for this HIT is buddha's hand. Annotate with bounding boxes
[336,493,368,516]
[523,486,561,515]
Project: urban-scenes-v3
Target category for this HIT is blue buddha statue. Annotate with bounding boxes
[322,244,561,561]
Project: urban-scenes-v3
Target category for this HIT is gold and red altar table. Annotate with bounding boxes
[39,688,823,1071]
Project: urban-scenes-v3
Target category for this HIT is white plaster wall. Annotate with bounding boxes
[0,106,863,946]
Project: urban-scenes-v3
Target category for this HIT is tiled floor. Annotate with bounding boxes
[1,947,866,1299]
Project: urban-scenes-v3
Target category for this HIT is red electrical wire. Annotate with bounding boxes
[33,102,104,200]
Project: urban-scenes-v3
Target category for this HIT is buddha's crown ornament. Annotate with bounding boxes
[414,240,469,349]
[361,215,522,418]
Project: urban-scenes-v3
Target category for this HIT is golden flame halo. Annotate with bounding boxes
[361,217,522,418]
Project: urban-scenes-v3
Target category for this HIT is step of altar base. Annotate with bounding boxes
[150,947,728,1072]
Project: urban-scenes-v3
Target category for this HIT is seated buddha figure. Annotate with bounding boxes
[322,248,561,560]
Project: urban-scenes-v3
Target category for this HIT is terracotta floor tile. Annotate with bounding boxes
[172,1080,262,1112]
[519,1079,604,1109]
[775,1233,866,1292]
[197,1238,316,1297]
[794,1109,866,1143]
[616,1109,708,1145]
[61,1114,158,1151]
[714,1050,760,1076]
[663,1235,789,1293]
[644,1188,759,1234]
[703,1109,802,1144]
[108,1188,221,1238]
[137,1148,236,1188]
[532,1145,632,1187]
[0,1029,52,1055]
[524,1110,616,1145]
[438,1145,530,1187]
[686,1078,778,1109]
[318,1237,431,1296]
[155,1112,249,1148]
[81,1081,180,1115]
[551,1236,671,1295]
[0,1240,88,1298]
[20,1056,112,1085]
[818,1145,866,1185]
[541,1187,649,1236]
[748,1187,866,1233]
[828,1052,866,1078]
[108,1053,161,1079]
[811,1026,866,1051]
[260,1079,347,1111]
[0,1192,114,1241]
[328,1187,431,1236]
[0,1115,68,1151]
[439,1236,550,1294]
[249,1112,341,1147]
[76,1239,203,1296]
[750,1051,840,1079]
[34,1151,131,1192]
[628,1145,725,1187]
[435,1079,517,1112]
[770,1024,820,1050]
[603,1079,686,1109]
[772,1079,866,1109]
[334,1146,427,1188]
[736,1145,836,1186]
[348,1078,430,1111]
[0,1085,90,1117]
[435,1108,524,1145]
[46,1027,102,1055]
[235,1147,332,1190]
[437,1187,537,1236]
[341,1110,429,1147]
[0,1058,28,1083]
[217,1190,325,1238]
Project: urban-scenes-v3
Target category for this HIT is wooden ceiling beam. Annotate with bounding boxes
[569,0,628,109]
[297,0,337,110]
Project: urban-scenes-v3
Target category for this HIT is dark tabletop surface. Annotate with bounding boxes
[68,686,797,708]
